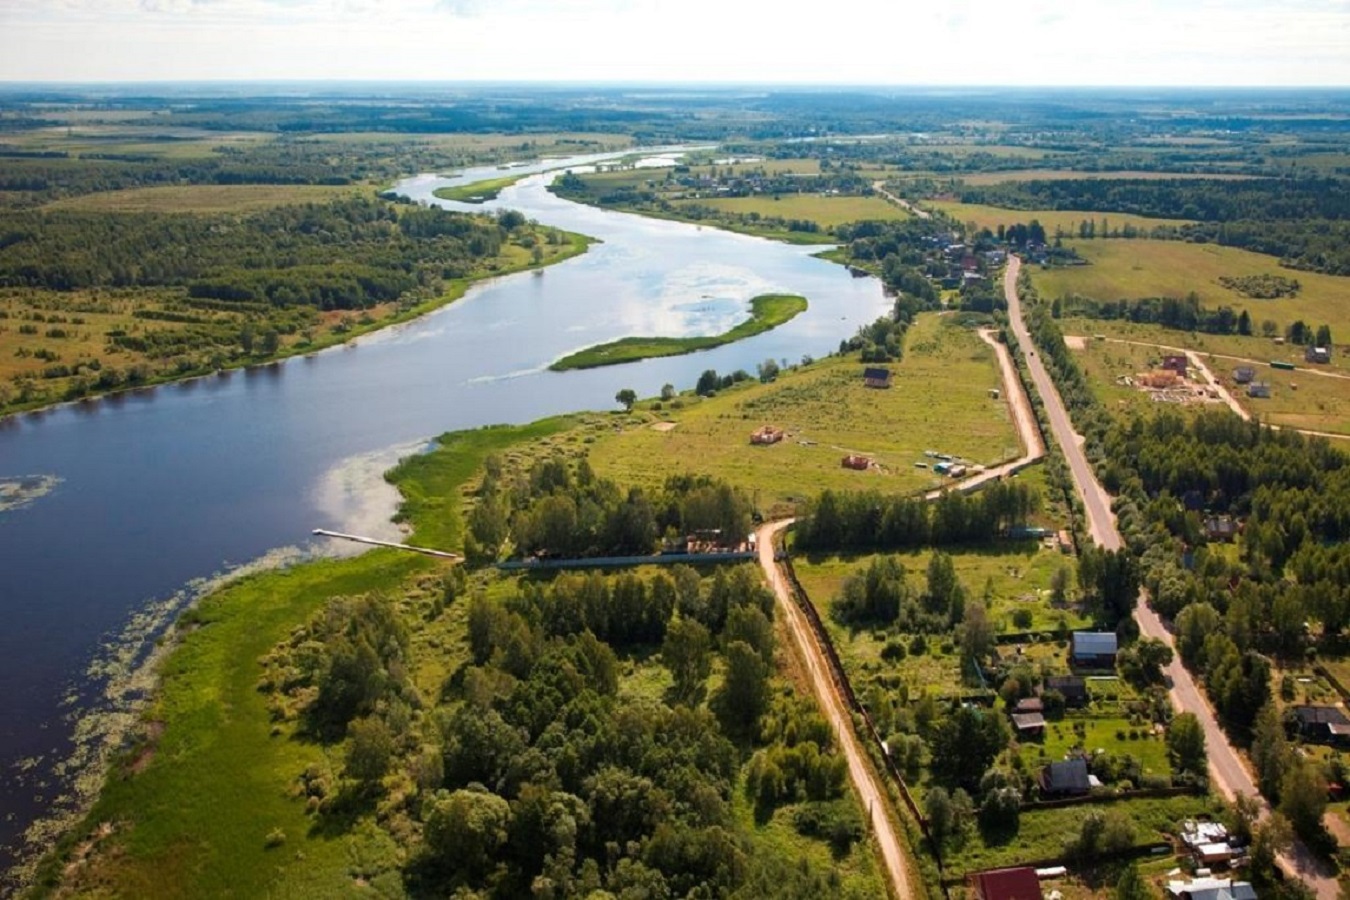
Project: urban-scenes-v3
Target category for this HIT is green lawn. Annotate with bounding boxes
[673,194,911,228]
[549,293,808,370]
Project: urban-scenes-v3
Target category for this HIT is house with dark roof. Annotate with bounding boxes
[1232,366,1256,384]
[1289,705,1350,745]
[863,367,892,389]
[1039,757,1091,796]
[1044,675,1088,706]
[1161,354,1189,375]
[1071,631,1118,668]
[1306,346,1331,364]
[969,866,1044,900]
[1011,712,1046,737]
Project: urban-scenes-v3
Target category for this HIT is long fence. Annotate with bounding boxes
[778,543,944,873]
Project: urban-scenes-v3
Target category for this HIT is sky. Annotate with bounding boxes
[1,0,1348,85]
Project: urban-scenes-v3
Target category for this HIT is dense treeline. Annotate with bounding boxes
[961,177,1350,223]
[466,454,754,562]
[0,198,519,309]
[259,562,866,899]
[1053,293,1256,337]
[836,219,950,361]
[960,176,1350,274]
[793,481,1040,553]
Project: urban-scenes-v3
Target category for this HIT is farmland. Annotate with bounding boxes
[671,194,910,229]
[925,201,1188,235]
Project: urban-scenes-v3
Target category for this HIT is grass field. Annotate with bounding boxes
[432,173,528,203]
[673,194,911,228]
[42,184,365,214]
[586,313,1022,511]
[550,293,808,370]
[927,202,1187,235]
[1033,239,1350,345]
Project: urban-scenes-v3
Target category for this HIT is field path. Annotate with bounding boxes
[756,520,915,900]
[872,181,931,219]
[1007,257,1339,899]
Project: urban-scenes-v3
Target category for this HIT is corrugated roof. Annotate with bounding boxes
[971,867,1043,900]
[1072,631,1118,655]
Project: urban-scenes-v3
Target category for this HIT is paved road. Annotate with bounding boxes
[1004,257,1338,899]
[756,520,914,900]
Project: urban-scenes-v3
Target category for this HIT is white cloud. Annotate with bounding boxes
[0,0,1346,83]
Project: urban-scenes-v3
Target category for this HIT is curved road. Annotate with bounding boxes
[757,520,914,899]
[1004,256,1338,898]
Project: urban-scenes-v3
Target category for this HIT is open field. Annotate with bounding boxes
[41,184,366,214]
[673,194,910,228]
[4,126,274,159]
[1033,239,1350,344]
[927,202,1187,234]
[586,313,1022,511]
[550,293,807,370]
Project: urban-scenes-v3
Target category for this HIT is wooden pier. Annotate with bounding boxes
[311,528,460,560]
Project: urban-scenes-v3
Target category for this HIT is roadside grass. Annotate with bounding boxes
[41,184,364,214]
[585,313,1021,511]
[432,173,528,203]
[549,293,808,371]
[1032,239,1350,345]
[730,785,886,899]
[672,194,911,228]
[927,202,1187,235]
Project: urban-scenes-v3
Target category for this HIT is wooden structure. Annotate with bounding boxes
[863,366,893,389]
[841,454,872,470]
[1162,354,1189,374]
[969,867,1044,900]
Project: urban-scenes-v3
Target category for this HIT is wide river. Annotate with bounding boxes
[0,150,890,873]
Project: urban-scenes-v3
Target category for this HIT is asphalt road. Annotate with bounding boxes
[1003,256,1338,899]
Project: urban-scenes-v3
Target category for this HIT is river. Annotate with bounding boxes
[0,150,891,876]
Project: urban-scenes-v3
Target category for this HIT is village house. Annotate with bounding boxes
[1248,382,1272,399]
[968,866,1044,900]
[1166,877,1257,900]
[1204,515,1240,542]
[1011,711,1046,738]
[1045,674,1088,706]
[1306,345,1332,364]
[1039,757,1091,796]
[863,367,893,389]
[1180,820,1238,869]
[1288,705,1350,745]
[1071,631,1118,668]
[1232,366,1256,384]
[841,455,872,471]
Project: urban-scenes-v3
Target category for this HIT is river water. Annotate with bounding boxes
[0,150,890,874]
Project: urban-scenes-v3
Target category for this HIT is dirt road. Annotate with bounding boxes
[1005,256,1339,899]
[872,181,931,219]
[756,520,914,899]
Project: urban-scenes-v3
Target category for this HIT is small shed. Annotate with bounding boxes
[1306,346,1332,364]
[1248,382,1272,399]
[863,367,893,389]
[1014,697,1044,714]
[1011,712,1046,737]
[1232,366,1256,384]
[1071,631,1118,667]
[989,387,1001,399]
[841,455,872,471]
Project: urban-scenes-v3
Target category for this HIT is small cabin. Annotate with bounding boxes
[750,425,784,445]
[1161,354,1189,375]
[1232,366,1256,384]
[841,455,872,471]
[862,367,893,389]
[969,867,1043,900]
[1248,382,1272,399]
[1306,346,1332,364]
[1039,758,1091,796]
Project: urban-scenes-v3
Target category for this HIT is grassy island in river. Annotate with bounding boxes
[432,173,529,203]
[550,293,807,370]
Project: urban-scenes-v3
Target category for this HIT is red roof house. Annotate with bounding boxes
[969,866,1043,900]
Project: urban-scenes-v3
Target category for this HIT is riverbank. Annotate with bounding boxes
[549,293,808,370]
[0,226,593,422]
